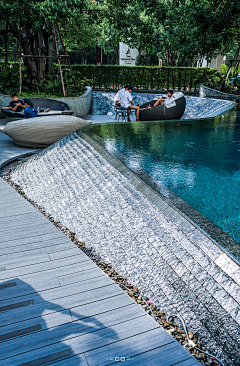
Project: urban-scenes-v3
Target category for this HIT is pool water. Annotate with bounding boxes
[89,106,240,244]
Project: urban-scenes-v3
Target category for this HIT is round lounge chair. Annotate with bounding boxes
[1,98,73,119]
[0,115,91,148]
[139,92,186,121]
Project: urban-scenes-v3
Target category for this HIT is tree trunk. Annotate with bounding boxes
[9,22,53,82]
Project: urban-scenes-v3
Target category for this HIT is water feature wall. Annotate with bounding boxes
[91,91,236,119]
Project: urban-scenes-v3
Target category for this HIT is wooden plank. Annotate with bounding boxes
[0,234,69,251]
[0,305,145,360]
[1,274,113,308]
[0,206,38,218]
[85,327,174,366]
[0,266,105,302]
[0,284,122,328]
[0,276,60,302]
[0,241,80,261]
[111,343,198,366]
[0,254,94,281]
[58,267,105,286]
[0,238,73,257]
[0,315,159,366]
[0,232,67,250]
[0,294,132,341]
[0,253,51,271]
[49,247,82,260]
[173,359,199,366]
[0,217,48,232]
[0,309,72,341]
[0,225,62,243]
[0,199,31,207]
[0,200,36,210]
[45,354,88,366]
[0,211,45,225]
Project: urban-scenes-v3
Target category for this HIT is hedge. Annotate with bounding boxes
[68,65,207,91]
[0,62,207,91]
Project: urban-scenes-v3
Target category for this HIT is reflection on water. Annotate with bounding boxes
[89,107,240,243]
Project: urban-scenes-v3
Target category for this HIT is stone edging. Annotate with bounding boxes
[199,85,240,101]
[0,86,92,118]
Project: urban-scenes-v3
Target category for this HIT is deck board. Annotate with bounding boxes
[0,175,197,365]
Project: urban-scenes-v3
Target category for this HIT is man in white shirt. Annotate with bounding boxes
[120,85,140,121]
[152,89,174,107]
[114,84,129,106]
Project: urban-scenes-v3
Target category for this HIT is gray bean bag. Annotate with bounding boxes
[0,115,91,148]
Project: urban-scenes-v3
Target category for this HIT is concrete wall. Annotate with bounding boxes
[0,86,92,118]
[53,86,92,117]
[199,85,240,101]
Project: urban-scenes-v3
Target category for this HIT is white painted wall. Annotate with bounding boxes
[197,55,226,71]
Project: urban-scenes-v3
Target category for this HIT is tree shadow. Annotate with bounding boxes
[0,278,119,365]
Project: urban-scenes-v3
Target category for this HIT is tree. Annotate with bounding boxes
[0,0,90,81]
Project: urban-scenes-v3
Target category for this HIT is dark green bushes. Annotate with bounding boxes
[0,63,91,97]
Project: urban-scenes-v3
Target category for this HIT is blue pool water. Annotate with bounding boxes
[89,106,240,244]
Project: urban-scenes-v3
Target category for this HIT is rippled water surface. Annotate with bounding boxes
[89,106,240,243]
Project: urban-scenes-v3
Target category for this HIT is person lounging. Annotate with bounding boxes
[23,98,38,119]
[9,93,26,113]
[120,85,140,122]
[151,89,175,107]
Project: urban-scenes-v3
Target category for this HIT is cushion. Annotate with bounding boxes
[1,115,91,148]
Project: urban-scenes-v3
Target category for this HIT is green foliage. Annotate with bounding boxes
[0,64,30,94]
[197,64,240,95]
[220,64,229,75]
[194,68,222,89]
[67,64,206,90]
[0,63,91,97]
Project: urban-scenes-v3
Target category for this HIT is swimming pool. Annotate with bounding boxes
[87,106,240,256]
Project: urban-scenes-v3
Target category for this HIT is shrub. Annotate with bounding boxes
[0,63,92,97]
[65,65,206,91]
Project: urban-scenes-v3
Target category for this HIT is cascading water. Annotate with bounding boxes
[90,91,236,119]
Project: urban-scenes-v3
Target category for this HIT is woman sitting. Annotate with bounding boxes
[24,98,38,119]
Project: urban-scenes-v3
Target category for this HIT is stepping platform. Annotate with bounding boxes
[0,177,198,365]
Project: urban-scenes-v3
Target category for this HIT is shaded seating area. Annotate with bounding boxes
[1,98,73,119]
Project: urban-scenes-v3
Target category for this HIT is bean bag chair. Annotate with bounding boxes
[0,115,91,148]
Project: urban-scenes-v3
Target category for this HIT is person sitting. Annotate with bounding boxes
[23,98,38,119]
[114,84,129,106]
[9,93,26,113]
[120,85,140,122]
[152,89,174,107]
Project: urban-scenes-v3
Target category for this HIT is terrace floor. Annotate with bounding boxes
[0,125,198,365]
